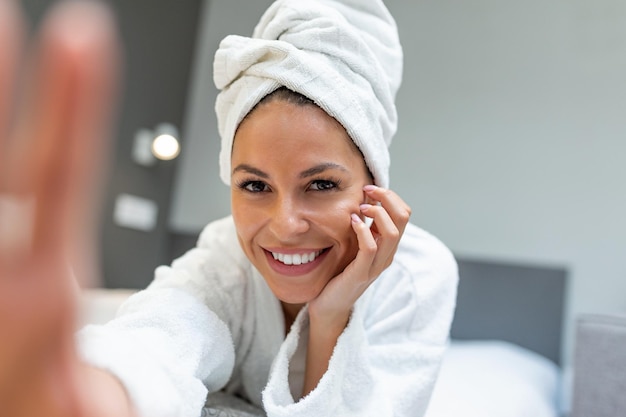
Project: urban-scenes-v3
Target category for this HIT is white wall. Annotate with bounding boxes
[171,0,626,365]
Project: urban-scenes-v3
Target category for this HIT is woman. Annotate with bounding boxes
[0,1,457,416]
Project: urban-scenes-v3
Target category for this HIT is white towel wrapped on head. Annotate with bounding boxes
[214,0,403,188]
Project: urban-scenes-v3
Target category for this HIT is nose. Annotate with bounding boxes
[267,195,309,242]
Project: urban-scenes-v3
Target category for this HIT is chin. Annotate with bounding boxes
[269,281,325,305]
[275,289,319,305]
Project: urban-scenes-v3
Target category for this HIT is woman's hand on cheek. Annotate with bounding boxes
[308,185,411,327]
[303,186,410,396]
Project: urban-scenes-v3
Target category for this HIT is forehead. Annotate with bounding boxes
[232,100,364,165]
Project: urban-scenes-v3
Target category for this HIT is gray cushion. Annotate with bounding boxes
[571,314,626,417]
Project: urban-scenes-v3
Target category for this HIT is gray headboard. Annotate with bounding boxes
[450,257,567,365]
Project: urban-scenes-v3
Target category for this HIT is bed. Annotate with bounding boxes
[81,256,568,417]
[424,257,567,417]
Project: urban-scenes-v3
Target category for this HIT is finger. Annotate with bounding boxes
[359,203,399,272]
[359,203,399,244]
[0,3,29,266]
[0,0,25,177]
[41,1,121,287]
[347,213,378,286]
[9,1,120,284]
[363,185,412,236]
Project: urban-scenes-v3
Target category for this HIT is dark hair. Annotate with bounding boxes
[258,86,315,107]
[237,86,317,129]
[241,87,316,125]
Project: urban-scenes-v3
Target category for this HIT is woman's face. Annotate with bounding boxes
[231,99,372,306]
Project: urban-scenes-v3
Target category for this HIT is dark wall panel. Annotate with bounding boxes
[100,0,202,289]
[22,0,203,289]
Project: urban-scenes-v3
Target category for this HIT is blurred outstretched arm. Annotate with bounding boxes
[0,1,135,416]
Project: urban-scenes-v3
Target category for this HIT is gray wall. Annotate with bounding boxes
[170,0,626,368]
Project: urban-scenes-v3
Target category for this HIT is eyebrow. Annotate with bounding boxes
[299,162,348,178]
[232,162,348,179]
[232,164,269,178]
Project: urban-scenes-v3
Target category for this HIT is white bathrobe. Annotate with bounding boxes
[78,216,458,417]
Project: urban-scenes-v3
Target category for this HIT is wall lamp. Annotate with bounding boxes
[132,123,181,166]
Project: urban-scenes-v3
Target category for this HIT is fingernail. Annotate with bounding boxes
[360,203,372,211]
[351,213,362,223]
[363,185,377,192]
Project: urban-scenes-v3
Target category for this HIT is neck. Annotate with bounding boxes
[281,301,304,334]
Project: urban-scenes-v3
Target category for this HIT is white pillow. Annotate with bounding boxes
[424,340,561,417]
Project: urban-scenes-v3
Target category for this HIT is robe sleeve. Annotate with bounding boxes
[262,224,459,417]
[77,240,245,417]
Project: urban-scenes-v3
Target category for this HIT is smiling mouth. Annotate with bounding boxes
[270,249,328,265]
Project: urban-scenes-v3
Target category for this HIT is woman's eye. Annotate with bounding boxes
[242,181,269,193]
[309,180,337,191]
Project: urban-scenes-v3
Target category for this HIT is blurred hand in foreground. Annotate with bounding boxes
[0,1,125,415]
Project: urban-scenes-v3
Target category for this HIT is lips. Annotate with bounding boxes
[263,248,329,276]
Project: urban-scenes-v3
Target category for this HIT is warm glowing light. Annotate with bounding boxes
[151,134,180,160]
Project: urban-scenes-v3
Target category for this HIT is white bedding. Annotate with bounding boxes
[424,340,561,417]
[80,292,564,416]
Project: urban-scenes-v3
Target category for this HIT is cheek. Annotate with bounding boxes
[327,208,360,275]
[231,194,257,244]
[310,192,359,222]
[311,194,361,254]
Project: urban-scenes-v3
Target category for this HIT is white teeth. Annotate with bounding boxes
[272,250,321,265]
